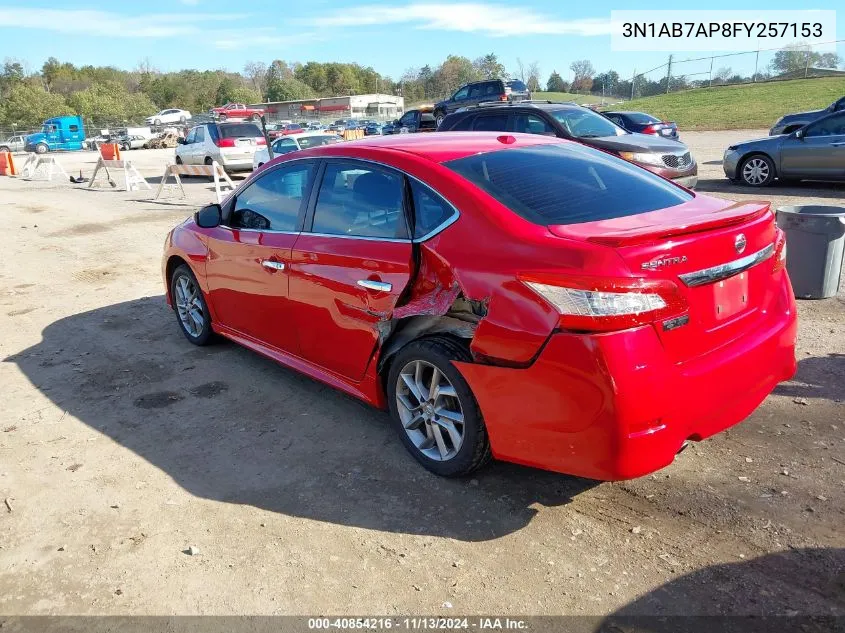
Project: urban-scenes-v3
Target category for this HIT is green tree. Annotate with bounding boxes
[473,53,506,79]
[0,83,70,127]
[266,77,315,102]
[228,87,262,105]
[770,47,842,74]
[545,71,568,92]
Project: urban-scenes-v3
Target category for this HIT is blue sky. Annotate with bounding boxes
[0,1,842,84]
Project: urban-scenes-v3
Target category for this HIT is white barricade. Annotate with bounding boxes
[19,155,69,182]
[153,161,235,203]
[89,157,151,191]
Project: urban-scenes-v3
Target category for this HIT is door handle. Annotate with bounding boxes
[357,279,392,292]
[261,260,285,271]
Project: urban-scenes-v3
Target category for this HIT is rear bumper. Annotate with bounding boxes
[455,280,797,481]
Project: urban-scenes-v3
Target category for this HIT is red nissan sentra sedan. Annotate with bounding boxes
[162,132,797,480]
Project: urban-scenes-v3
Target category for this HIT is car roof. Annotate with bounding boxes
[300,131,566,163]
[454,101,582,114]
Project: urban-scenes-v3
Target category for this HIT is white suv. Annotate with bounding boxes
[175,122,266,172]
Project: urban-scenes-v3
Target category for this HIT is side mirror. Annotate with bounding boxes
[195,203,222,229]
[176,138,186,144]
[793,129,804,139]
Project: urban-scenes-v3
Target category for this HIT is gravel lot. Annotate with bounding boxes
[1,132,843,618]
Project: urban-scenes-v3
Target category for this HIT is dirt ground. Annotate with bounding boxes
[0,132,843,618]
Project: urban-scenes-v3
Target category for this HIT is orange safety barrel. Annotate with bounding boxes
[0,151,15,176]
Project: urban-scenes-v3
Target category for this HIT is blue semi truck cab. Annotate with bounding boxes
[25,116,86,153]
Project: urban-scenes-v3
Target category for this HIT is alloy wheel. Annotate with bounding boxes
[742,157,770,185]
[173,274,204,338]
[396,360,464,461]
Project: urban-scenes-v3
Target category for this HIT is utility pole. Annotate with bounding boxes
[665,54,673,94]
[804,48,811,78]
[753,50,759,82]
[709,57,714,87]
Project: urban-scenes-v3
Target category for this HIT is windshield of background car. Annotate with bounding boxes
[444,144,692,226]
[506,80,528,91]
[297,135,339,149]
[219,123,262,138]
[551,109,626,138]
[625,112,661,125]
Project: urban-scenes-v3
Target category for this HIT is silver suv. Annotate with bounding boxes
[174,122,265,172]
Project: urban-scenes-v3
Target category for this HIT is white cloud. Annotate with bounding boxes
[305,3,611,37]
[0,7,245,38]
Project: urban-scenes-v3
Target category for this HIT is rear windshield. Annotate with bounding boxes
[219,123,262,138]
[551,108,625,138]
[297,135,339,150]
[444,144,692,226]
[506,80,528,91]
[624,112,661,124]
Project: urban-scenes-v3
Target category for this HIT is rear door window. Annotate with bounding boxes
[512,114,555,136]
[410,180,455,239]
[445,144,692,226]
[506,80,527,92]
[472,114,509,132]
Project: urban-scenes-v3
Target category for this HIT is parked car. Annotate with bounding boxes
[439,102,697,188]
[769,96,845,135]
[145,109,191,126]
[603,111,679,141]
[384,108,437,135]
[175,121,266,172]
[0,135,26,153]
[162,132,795,480]
[280,123,304,135]
[433,79,530,127]
[211,103,265,122]
[115,134,148,151]
[25,116,86,153]
[724,110,845,186]
[363,122,382,136]
[307,122,324,130]
[252,132,340,169]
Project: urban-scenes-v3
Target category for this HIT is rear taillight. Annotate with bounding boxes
[520,274,687,332]
[256,137,266,145]
[215,138,235,148]
[641,124,661,134]
[773,229,787,273]
[499,93,508,101]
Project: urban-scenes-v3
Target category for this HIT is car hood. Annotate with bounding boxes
[730,135,783,150]
[581,133,687,153]
[778,108,825,123]
[25,133,46,143]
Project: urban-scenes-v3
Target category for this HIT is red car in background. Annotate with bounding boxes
[211,103,265,121]
[162,133,797,480]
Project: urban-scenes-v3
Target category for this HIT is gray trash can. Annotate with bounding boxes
[776,205,845,299]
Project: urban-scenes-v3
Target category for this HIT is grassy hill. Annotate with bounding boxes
[619,77,845,130]
[533,91,604,104]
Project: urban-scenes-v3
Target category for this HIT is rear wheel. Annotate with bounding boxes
[434,110,446,128]
[175,156,183,164]
[740,154,775,187]
[250,114,260,121]
[170,265,213,346]
[387,337,491,477]
[0,146,9,153]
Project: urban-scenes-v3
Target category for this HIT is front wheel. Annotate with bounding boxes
[170,265,213,346]
[121,143,130,151]
[154,119,161,126]
[179,116,186,124]
[740,154,775,187]
[35,143,48,154]
[387,337,491,477]
[218,113,227,121]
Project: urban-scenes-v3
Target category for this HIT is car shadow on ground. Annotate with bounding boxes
[597,547,844,632]
[695,178,845,200]
[774,353,845,402]
[4,296,597,542]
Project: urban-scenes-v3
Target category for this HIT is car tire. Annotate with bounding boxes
[170,264,213,346]
[154,119,161,126]
[0,146,9,153]
[386,336,491,477]
[739,154,775,187]
[250,114,260,122]
[35,143,48,154]
[121,143,130,151]
[218,114,228,121]
[434,110,446,128]
[179,116,186,124]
